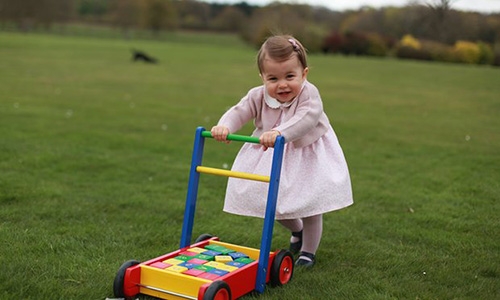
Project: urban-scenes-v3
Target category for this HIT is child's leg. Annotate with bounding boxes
[296,214,323,266]
[277,219,303,253]
[301,214,323,254]
[277,219,303,234]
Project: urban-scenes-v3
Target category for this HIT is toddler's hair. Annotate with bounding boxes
[257,35,308,74]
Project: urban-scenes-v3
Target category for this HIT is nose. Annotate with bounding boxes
[278,79,287,88]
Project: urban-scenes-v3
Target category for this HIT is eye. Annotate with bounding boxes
[267,77,277,82]
[286,74,295,80]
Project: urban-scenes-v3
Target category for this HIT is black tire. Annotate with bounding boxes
[195,233,214,243]
[203,280,232,300]
[270,250,294,287]
[113,260,140,298]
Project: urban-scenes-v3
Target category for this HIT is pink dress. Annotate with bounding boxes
[217,81,353,220]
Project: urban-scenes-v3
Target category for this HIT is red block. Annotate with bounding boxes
[187,258,208,265]
[179,251,198,257]
[183,269,205,277]
[197,272,220,280]
[149,262,171,269]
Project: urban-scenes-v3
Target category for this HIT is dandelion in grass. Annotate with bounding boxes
[204,116,210,122]
[465,135,471,141]
[161,124,168,131]
[66,109,73,118]
[13,102,19,109]
[148,177,153,181]
[222,163,229,169]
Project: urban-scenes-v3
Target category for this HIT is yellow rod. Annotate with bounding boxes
[196,166,270,183]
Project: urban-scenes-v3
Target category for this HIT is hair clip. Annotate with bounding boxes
[288,38,299,51]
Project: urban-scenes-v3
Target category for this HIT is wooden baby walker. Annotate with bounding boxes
[113,127,294,300]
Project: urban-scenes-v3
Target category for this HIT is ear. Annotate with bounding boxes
[259,73,265,84]
[302,67,309,79]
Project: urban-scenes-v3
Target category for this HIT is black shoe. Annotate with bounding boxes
[295,251,315,268]
[289,230,302,254]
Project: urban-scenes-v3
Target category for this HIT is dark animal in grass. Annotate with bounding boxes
[131,49,158,64]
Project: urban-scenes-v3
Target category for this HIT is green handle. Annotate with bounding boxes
[202,130,260,144]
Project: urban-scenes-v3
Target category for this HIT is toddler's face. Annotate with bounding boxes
[260,55,308,103]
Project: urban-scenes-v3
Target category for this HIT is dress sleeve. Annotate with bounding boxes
[217,88,259,133]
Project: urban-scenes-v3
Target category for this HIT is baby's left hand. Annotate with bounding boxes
[260,130,281,151]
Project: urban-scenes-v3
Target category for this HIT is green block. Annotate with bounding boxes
[194,265,215,272]
[194,254,214,261]
[204,244,226,252]
[234,257,254,264]
[175,255,192,261]
[219,248,236,255]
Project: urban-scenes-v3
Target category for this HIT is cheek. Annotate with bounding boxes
[265,83,275,94]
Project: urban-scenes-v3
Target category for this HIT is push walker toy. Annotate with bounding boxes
[113,127,294,300]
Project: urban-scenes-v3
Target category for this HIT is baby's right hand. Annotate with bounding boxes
[211,126,230,143]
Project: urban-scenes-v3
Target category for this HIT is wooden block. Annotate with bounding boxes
[183,268,205,277]
[149,262,171,269]
[187,247,207,254]
[163,258,184,265]
[204,244,226,252]
[179,251,198,257]
[204,261,225,269]
[228,252,248,260]
[179,262,199,269]
[217,264,238,272]
[202,250,222,256]
[208,269,229,276]
[194,254,214,261]
[219,248,236,255]
[198,272,220,280]
[215,255,233,263]
[165,265,188,273]
[234,257,255,265]
[187,258,208,265]
[175,255,192,261]
[194,265,214,272]
[226,261,246,268]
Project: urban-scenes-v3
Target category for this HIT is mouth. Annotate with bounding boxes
[277,91,292,97]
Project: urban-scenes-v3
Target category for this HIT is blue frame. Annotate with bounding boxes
[179,126,285,294]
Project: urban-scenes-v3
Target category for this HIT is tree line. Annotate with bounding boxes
[1,0,499,65]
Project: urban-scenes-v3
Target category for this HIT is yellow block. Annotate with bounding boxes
[217,264,238,272]
[165,265,188,273]
[204,261,226,269]
[215,255,233,263]
[196,166,270,182]
[208,240,263,261]
[163,258,184,265]
[187,247,207,254]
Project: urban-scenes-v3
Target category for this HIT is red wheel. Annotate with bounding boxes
[113,260,140,298]
[270,250,294,287]
[203,280,231,300]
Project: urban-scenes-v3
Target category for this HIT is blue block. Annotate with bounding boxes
[202,250,222,256]
[228,252,248,260]
[226,261,246,268]
[208,269,229,276]
[179,262,199,269]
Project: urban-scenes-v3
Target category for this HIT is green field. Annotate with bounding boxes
[0,31,499,299]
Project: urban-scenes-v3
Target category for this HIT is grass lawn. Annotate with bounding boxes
[0,31,499,299]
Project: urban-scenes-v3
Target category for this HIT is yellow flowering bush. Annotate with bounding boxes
[400,34,421,50]
[453,41,481,64]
